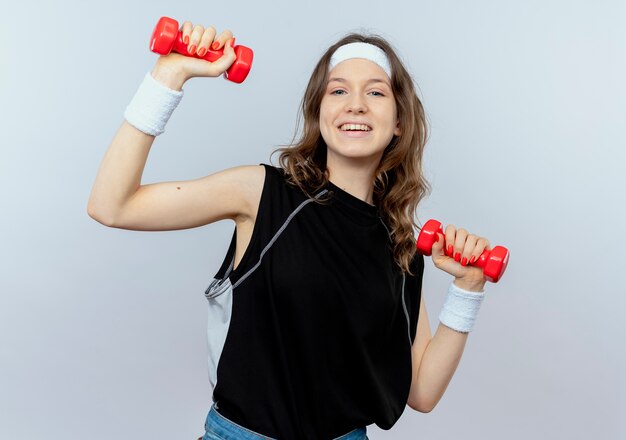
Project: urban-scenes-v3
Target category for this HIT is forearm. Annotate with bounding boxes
[412,322,468,412]
[412,277,485,412]
[87,64,187,224]
[87,121,155,224]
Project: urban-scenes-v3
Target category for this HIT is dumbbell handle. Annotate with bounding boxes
[153,31,227,63]
[416,219,510,283]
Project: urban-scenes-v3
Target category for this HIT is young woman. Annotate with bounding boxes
[88,19,492,440]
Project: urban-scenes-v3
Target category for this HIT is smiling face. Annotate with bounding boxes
[319,58,401,167]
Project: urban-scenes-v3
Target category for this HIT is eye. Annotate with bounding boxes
[330,89,346,95]
[369,91,385,97]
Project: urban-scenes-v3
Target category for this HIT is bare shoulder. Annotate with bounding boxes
[217,164,266,221]
[200,165,265,221]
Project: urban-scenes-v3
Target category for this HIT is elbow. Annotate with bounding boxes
[86,202,117,227]
[408,398,437,414]
[416,403,435,413]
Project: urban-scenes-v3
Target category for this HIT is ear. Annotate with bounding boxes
[393,119,401,136]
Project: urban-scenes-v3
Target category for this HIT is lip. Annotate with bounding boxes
[336,121,373,139]
[337,121,373,130]
[337,127,372,138]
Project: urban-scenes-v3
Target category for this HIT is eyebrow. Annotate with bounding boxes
[328,77,391,87]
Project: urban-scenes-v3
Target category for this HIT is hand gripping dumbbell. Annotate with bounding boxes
[149,16,254,84]
[416,219,510,283]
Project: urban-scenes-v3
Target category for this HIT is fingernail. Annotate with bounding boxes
[229,38,236,48]
[433,234,439,244]
[183,35,189,45]
[212,41,220,50]
[446,245,453,257]
[197,47,206,57]
[469,256,476,264]
[188,44,196,55]
[461,257,468,266]
[454,252,461,262]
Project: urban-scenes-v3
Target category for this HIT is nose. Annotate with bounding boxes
[345,94,367,113]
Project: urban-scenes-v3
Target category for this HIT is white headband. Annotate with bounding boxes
[329,42,392,78]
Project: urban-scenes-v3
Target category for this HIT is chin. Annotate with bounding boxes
[328,147,385,162]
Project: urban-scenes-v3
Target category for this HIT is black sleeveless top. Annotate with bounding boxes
[204,163,424,439]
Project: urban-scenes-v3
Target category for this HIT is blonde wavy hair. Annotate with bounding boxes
[271,33,431,276]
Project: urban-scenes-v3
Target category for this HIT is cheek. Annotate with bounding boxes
[387,105,399,132]
[319,107,333,136]
[319,123,332,145]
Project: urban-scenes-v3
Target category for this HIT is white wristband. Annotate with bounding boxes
[438,281,485,333]
[123,72,184,136]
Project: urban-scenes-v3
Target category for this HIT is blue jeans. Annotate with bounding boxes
[201,402,368,440]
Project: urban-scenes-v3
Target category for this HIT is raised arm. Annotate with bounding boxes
[87,21,263,231]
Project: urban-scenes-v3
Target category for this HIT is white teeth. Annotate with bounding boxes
[340,123,371,131]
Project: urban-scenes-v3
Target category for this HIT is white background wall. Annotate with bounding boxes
[1,0,624,438]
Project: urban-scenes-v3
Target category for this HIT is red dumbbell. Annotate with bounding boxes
[416,219,510,283]
[149,16,254,84]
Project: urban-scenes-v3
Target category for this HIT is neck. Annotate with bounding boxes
[326,155,380,206]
